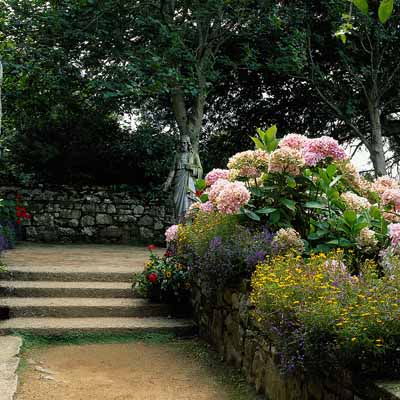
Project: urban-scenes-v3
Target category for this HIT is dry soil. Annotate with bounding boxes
[17,342,231,400]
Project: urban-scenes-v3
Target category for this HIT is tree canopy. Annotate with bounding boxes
[1,0,400,183]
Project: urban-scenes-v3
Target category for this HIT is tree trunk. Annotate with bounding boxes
[368,100,387,176]
[171,88,204,168]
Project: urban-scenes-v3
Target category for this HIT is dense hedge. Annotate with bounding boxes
[0,116,176,189]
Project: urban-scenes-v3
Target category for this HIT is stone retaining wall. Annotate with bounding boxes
[0,186,174,244]
[192,280,400,400]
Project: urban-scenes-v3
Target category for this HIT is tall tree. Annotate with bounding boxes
[276,0,400,176]
[77,0,266,168]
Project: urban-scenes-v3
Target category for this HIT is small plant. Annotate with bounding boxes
[135,245,191,304]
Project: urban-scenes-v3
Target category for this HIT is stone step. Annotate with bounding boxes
[0,317,194,336]
[0,297,170,318]
[0,281,135,298]
[0,265,141,282]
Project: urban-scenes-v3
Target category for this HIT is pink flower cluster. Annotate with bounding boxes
[208,179,230,203]
[340,192,370,212]
[207,178,250,214]
[214,181,251,214]
[199,201,215,213]
[371,176,400,195]
[279,134,309,151]
[302,136,348,166]
[381,189,400,212]
[227,150,270,178]
[205,169,230,187]
[389,223,400,247]
[165,224,180,242]
[268,148,305,176]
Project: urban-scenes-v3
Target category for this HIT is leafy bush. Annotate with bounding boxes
[2,116,176,188]
[192,127,393,264]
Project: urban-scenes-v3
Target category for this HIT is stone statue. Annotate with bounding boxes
[163,136,203,221]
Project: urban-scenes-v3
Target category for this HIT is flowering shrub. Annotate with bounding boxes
[251,251,400,377]
[159,126,400,378]
[135,247,191,304]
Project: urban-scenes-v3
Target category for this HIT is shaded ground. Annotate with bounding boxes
[16,336,257,400]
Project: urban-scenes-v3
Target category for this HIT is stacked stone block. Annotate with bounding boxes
[0,186,174,244]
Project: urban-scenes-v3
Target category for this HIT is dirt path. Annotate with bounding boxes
[17,341,234,400]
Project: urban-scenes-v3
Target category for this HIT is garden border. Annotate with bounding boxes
[191,279,400,400]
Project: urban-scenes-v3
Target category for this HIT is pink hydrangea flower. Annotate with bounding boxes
[215,181,251,214]
[227,150,269,179]
[199,201,215,213]
[389,223,400,247]
[165,224,180,242]
[279,134,309,151]
[205,169,230,187]
[208,179,229,203]
[302,136,348,166]
[268,148,305,176]
[371,176,400,195]
[340,192,370,212]
[382,189,400,211]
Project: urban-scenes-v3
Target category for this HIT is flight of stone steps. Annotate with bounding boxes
[0,244,193,335]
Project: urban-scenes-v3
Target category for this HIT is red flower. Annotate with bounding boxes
[16,219,21,225]
[148,272,158,283]
[147,244,157,251]
[195,190,203,197]
[164,250,173,257]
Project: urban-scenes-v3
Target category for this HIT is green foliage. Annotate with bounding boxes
[379,0,395,23]
[250,125,278,152]
[1,119,176,187]
[353,0,369,15]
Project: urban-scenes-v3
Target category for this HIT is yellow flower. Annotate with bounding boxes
[145,261,154,270]
[351,337,357,342]
[165,271,172,278]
